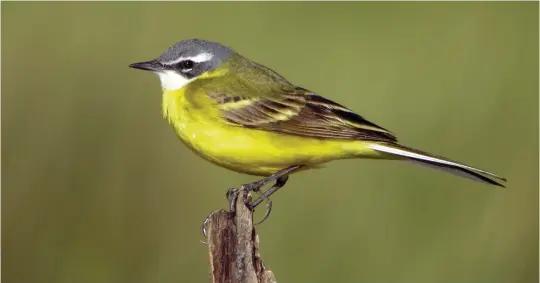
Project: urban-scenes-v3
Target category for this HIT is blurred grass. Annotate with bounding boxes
[2,2,538,283]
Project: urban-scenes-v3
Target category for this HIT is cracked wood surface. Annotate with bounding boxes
[206,193,277,283]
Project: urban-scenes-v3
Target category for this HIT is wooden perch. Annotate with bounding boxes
[205,192,277,283]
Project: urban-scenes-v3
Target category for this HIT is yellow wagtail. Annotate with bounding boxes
[129,39,506,223]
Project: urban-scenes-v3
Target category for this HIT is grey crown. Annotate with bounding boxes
[157,39,235,78]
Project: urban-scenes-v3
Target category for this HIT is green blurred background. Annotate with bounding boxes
[2,2,538,283]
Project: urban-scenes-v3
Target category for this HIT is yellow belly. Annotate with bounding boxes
[162,88,384,176]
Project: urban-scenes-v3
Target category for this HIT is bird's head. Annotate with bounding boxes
[129,38,234,90]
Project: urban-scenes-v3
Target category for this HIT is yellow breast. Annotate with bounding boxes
[161,87,379,176]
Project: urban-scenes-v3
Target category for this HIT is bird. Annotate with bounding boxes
[129,38,506,223]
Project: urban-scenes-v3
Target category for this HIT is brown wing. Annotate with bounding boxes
[211,87,397,143]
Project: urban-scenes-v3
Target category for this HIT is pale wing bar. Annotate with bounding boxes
[211,88,398,143]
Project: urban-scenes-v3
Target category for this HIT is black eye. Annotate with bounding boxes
[177,60,194,70]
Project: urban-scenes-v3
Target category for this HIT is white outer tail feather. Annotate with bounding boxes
[367,143,506,187]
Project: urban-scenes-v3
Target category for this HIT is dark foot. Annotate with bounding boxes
[243,166,302,224]
[202,165,304,236]
[250,175,288,225]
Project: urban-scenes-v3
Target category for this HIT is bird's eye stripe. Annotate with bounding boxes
[175,60,195,71]
[162,52,214,65]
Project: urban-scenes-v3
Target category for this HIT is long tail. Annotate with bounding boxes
[367,143,507,187]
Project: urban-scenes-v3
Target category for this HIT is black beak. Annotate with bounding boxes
[129,60,163,71]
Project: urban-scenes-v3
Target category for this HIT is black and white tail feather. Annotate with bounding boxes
[368,143,507,187]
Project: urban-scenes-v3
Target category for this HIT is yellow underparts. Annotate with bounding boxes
[162,87,389,176]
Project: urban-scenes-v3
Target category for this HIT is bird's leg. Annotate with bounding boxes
[229,165,302,224]
[249,175,288,209]
[239,165,301,207]
[225,165,301,209]
[251,165,302,191]
[202,166,303,237]
[250,175,289,225]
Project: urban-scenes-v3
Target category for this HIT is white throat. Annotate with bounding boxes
[156,71,194,90]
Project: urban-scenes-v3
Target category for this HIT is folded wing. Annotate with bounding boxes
[209,87,397,143]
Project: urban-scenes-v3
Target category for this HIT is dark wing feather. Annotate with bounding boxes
[211,87,397,143]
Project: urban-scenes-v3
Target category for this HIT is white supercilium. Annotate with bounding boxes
[162,52,214,65]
